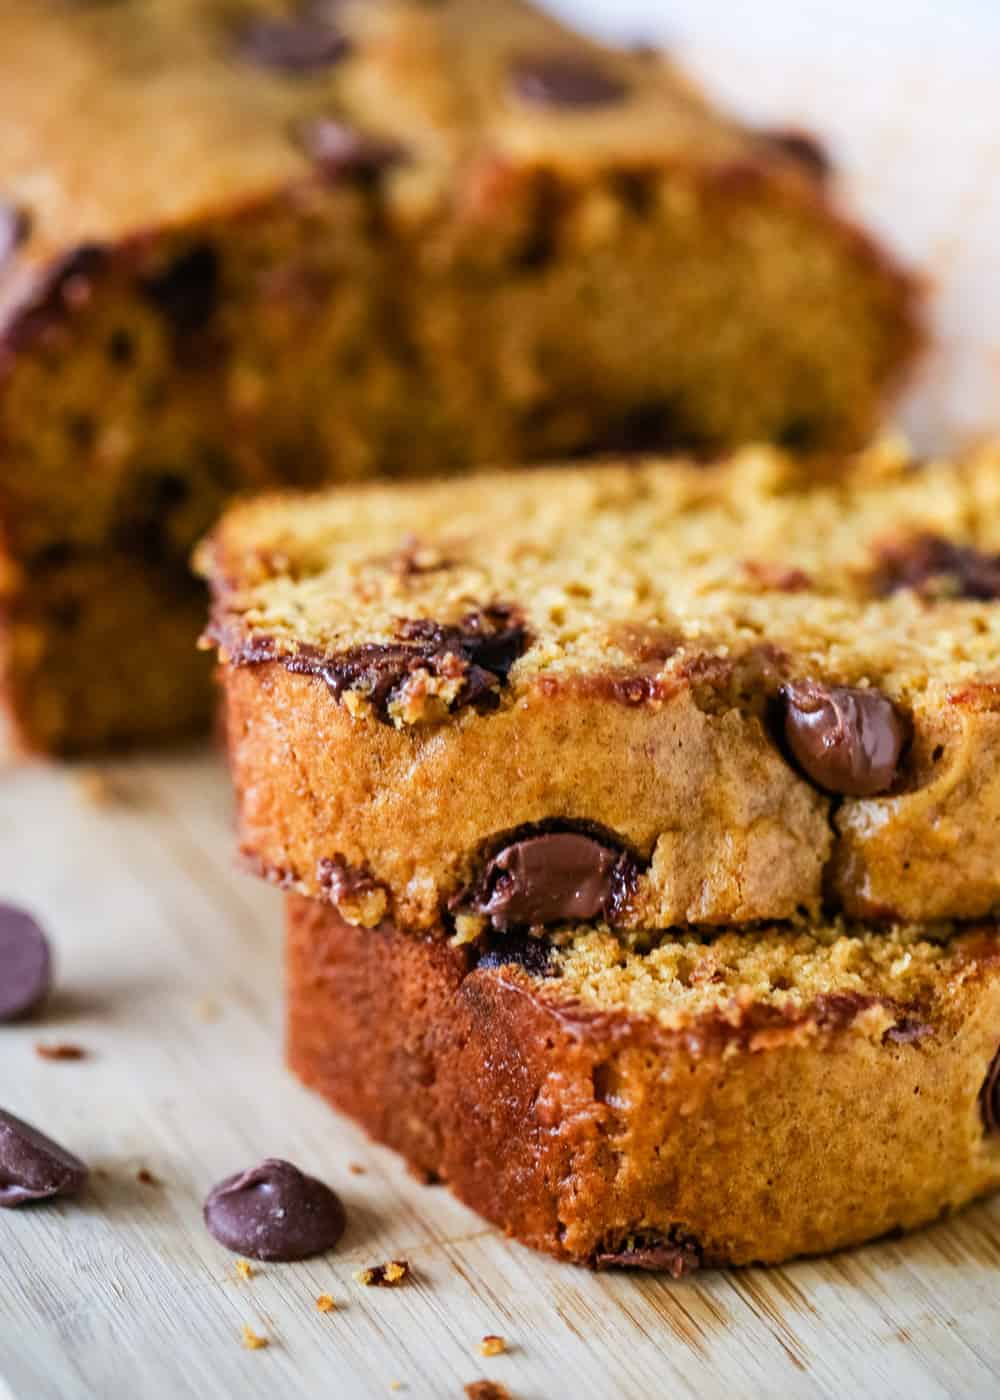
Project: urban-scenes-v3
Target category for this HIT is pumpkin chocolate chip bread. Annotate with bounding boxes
[202,439,1000,933]
[287,895,1000,1270]
[1,0,920,753]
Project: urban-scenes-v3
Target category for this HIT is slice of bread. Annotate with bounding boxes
[288,894,1000,1270]
[202,440,1000,932]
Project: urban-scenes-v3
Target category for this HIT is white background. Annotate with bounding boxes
[553,0,1000,452]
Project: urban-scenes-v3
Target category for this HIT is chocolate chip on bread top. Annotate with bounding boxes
[200,438,1000,936]
[0,0,920,754]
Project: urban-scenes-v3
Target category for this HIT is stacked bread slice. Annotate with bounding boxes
[200,440,1000,1272]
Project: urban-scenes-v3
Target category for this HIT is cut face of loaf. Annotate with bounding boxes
[287,896,1000,1270]
[0,0,920,752]
[204,441,1000,933]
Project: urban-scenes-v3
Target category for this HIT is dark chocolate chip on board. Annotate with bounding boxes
[203,1157,346,1261]
[0,903,52,1022]
[510,53,629,108]
[0,1108,88,1208]
[781,680,908,797]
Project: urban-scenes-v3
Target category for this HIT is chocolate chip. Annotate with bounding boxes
[595,1231,701,1277]
[203,1158,345,1261]
[762,128,832,182]
[236,15,350,73]
[0,203,30,268]
[317,855,381,904]
[875,534,1000,601]
[980,1047,1000,1134]
[472,832,633,931]
[0,904,52,1022]
[476,932,557,977]
[781,681,908,797]
[510,53,629,108]
[299,119,407,181]
[140,244,219,336]
[0,1109,88,1208]
[279,606,527,723]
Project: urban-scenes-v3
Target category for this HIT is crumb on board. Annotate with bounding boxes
[355,1260,411,1288]
[478,1335,507,1357]
[73,766,119,805]
[241,1324,268,1351]
[136,1168,161,1187]
[348,1162,366,1175]
[195,998,221,1022]
[35,1043,87,1061]
[389,1383,404,1392]
[316,1294,336,1312]
[235,1259,256,1281]
[464,1383,511,1400]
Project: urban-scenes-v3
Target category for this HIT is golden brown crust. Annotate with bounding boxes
[287,896,1000,1269]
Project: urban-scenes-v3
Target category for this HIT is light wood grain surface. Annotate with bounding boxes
[1,751,999,1400]
[4,6,1000,1397]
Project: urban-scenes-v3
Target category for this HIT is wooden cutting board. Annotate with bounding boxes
[1,750,998,1400]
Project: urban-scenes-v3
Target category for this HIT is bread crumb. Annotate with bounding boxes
[451,913,486,947]
[478,1335,507,1357]
[241,1324,268,1350]
[316,1293,336,1312]
[35,1043,87,1061]
[464,1383,511,1400]
[355,1260,410,1287]
[195,998,220,1022]
[73,766,118,805]
[389,1383,404,1392]
[136,1168,161,1187]
[235,1259,256,1281]
[348,1162,366,1175]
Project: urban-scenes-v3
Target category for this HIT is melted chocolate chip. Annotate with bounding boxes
[140,244,219,337]
[510,53,629,108]
[980,1047,1000,1134]
[0,904,51,1022]
[476,933,557,978]
[300,119,407,181]
[875,534,1000,601]
[284,606,527,723]
[781,681,908,797]
[0,1109,88,1208]
[595,1231,701,1277]
[317,855,383,905]
[203,1158,345,1261]
[236,15,350,73]
[762,128,832,181]
[471,832,635,931]
[0,203,30,269]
